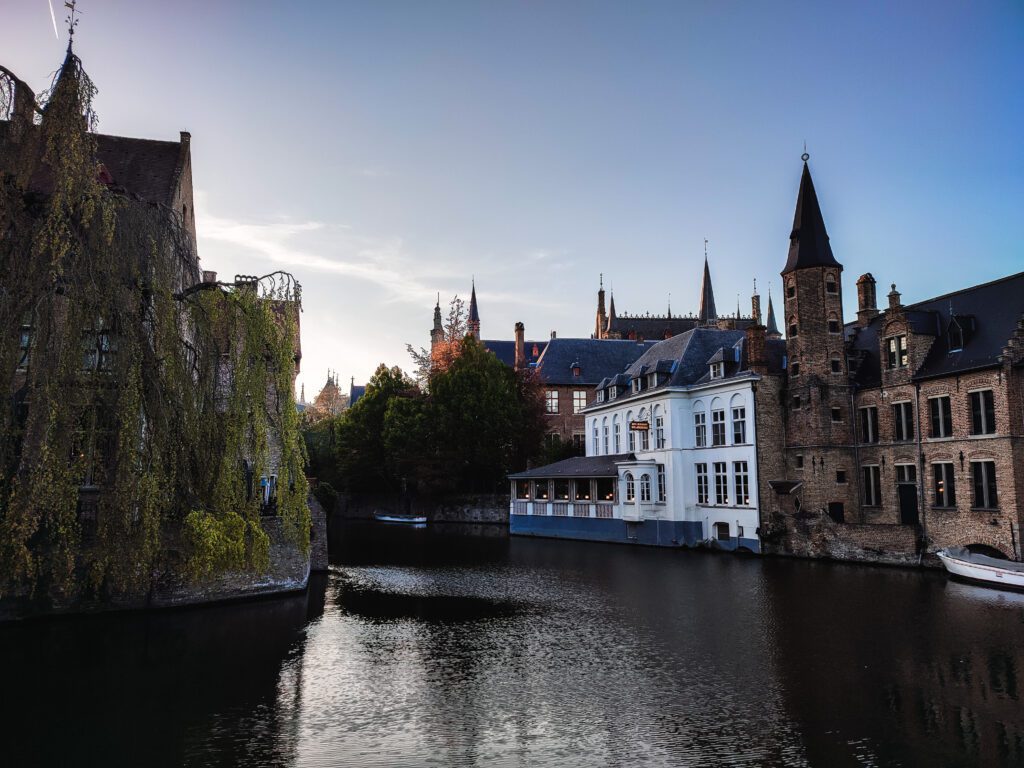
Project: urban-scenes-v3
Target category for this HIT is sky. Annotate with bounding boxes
[2,1,1023,398]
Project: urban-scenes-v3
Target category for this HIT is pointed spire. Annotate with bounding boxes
[606,290,617,335]
[432,293,442,332]
[782,156,840,274]
[467,279,481,339]
[468,279,480,323]
[698,255,717,324]
[594,274,608,338]
[300,383,306,405]
[766,286,781,339]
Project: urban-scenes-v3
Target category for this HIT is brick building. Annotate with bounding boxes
[760,158,1024,562]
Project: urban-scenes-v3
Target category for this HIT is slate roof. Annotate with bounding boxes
[509,453,636,479]
[626,327,748,388]
[783,161,841,274]
[0,120,185,206]
[845,271,1024,386]
[534,338,655,386]
[349,384,366,406]
[607,314,755,341]
[483,339,546,368]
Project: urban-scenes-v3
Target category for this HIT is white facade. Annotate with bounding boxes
[585,373,762,548]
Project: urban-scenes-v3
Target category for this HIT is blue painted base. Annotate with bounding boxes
[510,515,761,553]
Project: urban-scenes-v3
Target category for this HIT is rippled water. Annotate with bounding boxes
[3,521,1023,767]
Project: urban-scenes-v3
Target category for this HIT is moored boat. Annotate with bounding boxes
[374,513,428,524]
[937,547,1024,590]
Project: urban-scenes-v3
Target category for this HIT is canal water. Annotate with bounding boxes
[3,521,1023,767]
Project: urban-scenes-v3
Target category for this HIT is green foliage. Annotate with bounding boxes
[330,338,545,495]
[0,53,308,602]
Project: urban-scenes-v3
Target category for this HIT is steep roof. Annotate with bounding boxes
[845,271,1024,385]
[509,453,635,479]
[624,327,748,388]
[0,120,185,206]
[482,339,545,368]
[534,338,655,386]
[782,161,841,275]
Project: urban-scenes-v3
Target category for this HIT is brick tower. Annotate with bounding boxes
[781,156,859,519]
[429,294,443,355]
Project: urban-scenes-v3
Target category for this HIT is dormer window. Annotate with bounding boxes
[710,362,724,380]
[571,361,582,377]
[948,318,965,352]
[886,335,908,369]
[598,390,606,403]
[648,373,658,388]
[609,387,617,400]
[632,378,642,394]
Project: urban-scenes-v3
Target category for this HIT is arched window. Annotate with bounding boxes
[654,405,665,449]
[625,472,635,502]
[592,421,599,455]
[602,417,609,454]
[730,394,746,444]
[825,274,838,295]
[626,411,635,452]
[693,400,706,447]
[637,408,650,450]
[613,416,621,453]
[640,473,651,502]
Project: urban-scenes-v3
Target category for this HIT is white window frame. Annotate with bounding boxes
[732,406,746,444]
[572,390,587,414]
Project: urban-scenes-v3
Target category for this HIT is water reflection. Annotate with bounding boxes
[3,522,1022,767]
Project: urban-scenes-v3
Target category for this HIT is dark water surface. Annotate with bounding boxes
[3,521,1023,767]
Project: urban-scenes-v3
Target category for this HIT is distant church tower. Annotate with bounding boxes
[594,274,607,339]
[430,293,443,354]
[467,279,481,339]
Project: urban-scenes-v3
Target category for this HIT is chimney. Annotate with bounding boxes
[856,273,879,326]
[202,270,218,284]
[550,330,557,339]
[752,292,762,326]
[514,322,526,370]
[746,325,768,375]
[888,282,902,311]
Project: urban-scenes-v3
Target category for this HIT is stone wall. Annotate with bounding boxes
[0,507,317,622]
[764,512,924,567]
[336,492,509,524]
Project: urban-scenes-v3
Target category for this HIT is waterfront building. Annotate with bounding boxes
[510,323,785,550]
[759,159,1024,563]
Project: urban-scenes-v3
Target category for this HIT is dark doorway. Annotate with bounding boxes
[827,502,845,523]
[897,484,919,525]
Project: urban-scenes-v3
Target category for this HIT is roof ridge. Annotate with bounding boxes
[904,270,1024,310]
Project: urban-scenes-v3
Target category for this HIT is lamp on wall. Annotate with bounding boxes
[959,450,965,470]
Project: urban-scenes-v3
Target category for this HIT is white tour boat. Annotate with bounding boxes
[937,547,1024,590]
[373,513,428,525]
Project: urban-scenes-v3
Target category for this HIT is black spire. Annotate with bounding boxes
[468,279,480,323]
[766,287,781,338]
[782,158,841,274]
[698,256,717,324]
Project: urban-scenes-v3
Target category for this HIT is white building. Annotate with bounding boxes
[510,326,783,551]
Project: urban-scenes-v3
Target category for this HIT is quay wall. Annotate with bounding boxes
[0,499,325,622]
[763,512,926,567]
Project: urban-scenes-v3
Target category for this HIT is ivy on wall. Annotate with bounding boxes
[0,52,308,603]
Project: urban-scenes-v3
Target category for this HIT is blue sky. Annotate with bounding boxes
[3,1,1022,396]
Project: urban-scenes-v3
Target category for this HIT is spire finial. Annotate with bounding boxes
[65,0,81,53]
[801,141,809,163]
[753,278,757,294]
[668,292,672,317]
[600,272,603,289]
[704,238,709,259]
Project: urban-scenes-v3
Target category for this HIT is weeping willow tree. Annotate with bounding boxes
[0,51,309,605]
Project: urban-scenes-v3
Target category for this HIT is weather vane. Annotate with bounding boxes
[65,0,81,52]
[802,140,809,162]
[704,238,709,259]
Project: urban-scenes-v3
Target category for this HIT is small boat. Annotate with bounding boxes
[937,547,1024,590]
[374,513,428,524]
